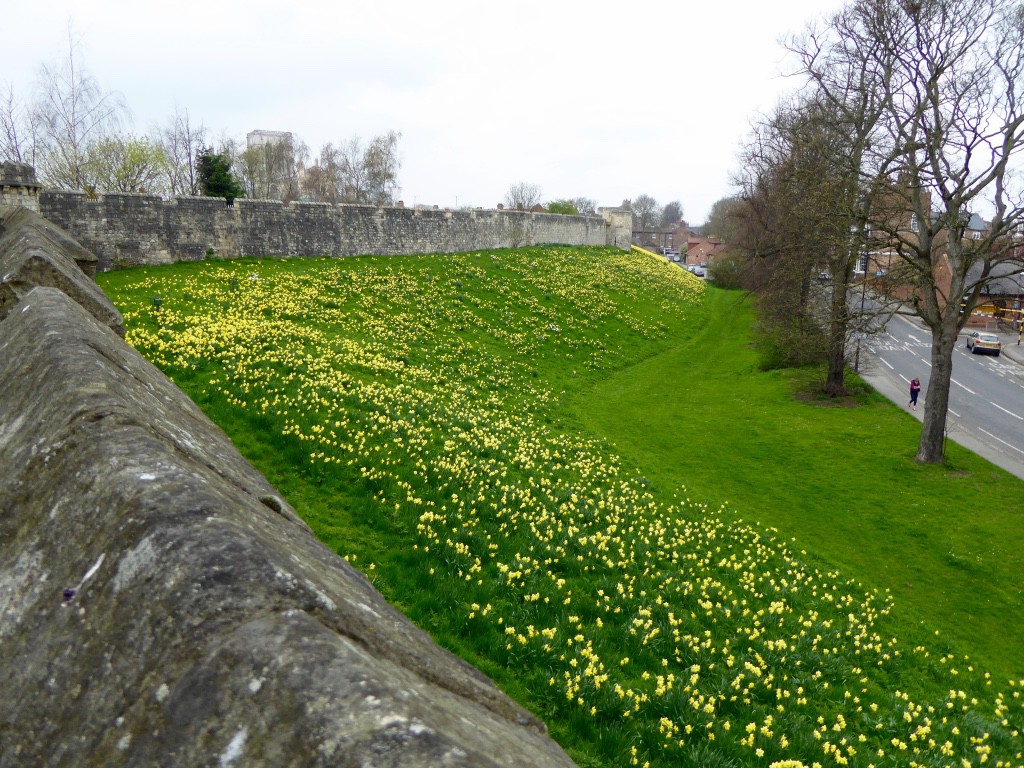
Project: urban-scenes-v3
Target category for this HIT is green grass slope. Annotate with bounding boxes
[99,247,1024,768]
[576,288,1024,685]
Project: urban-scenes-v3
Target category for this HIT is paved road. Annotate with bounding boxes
[858,315,1024,479]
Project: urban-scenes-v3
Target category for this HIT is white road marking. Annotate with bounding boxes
[989,402,1024,421]
[881,358,894,370]
[952,378,977,395]
[979,428,1024,456]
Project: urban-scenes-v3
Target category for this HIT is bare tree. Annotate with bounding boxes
[153,107,206,196]
[780,2,896,395]
[504,182,542,210]
[299,132,401,205]
[631,194,660,229]
[364,130,401,205]
[32,30,127,189]
[861,0,1023,463]
[0,84,41,165]
[337,137,370,203]
[302,142,342,203]
[569,197,597,216]
[769,0,1024,461]
[737,97,849,373]
[660,200,684,226]
[237,132,305,202]
[702,196,746,241]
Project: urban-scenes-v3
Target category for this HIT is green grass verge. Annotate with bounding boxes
[575,287,1024,684]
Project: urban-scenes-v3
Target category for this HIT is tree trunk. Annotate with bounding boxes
[916,324,958,463]
[824,276,850,396]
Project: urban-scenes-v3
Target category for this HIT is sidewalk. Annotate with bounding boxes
[998,332,1024,365]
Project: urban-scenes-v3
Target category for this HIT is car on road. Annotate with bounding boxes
[966,331,1002,356]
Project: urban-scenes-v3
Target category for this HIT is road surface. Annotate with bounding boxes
[858,313,1024,479]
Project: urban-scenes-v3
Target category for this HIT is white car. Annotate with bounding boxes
[966,331,1001,356]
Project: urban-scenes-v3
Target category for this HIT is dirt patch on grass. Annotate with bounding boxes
[793,390,864,408]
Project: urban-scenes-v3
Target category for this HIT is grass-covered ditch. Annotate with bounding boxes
[99,246,1024,768]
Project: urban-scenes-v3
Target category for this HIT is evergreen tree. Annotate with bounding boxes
[197,148,243,203]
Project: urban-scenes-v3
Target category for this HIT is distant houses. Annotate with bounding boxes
[630,217,733,276]
[686,233,727,268]
[857,185,1024,324]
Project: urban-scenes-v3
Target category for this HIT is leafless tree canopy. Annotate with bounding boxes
[569,197,598,216]
[154,108,207,196]
[660,200,684,226]
[31,32,127,190]
[631,194,660,229]
[743,0,1024,461]
[301,131,401,205]
[237,134,307,202]
[504,182,542,211]
[0,84,41,166]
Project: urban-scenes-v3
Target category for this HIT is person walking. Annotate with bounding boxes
[909,377,921,410]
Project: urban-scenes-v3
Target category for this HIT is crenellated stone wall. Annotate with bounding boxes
[0,161,42,214]
[37,189,625,272]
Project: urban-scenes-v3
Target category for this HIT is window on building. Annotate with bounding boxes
[972,231,981,240]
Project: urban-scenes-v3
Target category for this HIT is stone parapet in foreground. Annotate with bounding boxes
[0,213,577,767]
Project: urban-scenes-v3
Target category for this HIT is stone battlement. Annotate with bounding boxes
[1,163,632,270]
[0,161,42,214]
[36,187,630,271]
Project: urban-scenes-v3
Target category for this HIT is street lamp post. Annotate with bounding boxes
[852,224,867,373]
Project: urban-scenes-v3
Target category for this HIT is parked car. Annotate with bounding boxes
[966,331,1002,356]
[691,265,706,277]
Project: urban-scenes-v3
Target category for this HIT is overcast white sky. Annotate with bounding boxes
[2,0,843,222]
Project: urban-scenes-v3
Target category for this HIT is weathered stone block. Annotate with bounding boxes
[0,207,120,335]
[1,205,97,275]
[0,287,576,768]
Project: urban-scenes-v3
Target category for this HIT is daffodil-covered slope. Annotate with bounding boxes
[101,247,1023,768]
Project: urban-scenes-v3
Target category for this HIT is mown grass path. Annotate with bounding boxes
[575,288,1024,684]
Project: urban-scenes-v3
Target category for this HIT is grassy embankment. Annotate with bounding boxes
[99,247,1024,768]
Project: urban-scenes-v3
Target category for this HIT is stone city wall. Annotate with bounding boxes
[38,189,627,272]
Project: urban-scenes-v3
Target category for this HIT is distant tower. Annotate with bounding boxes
[0,163,41,214]
[600,205,633,250]
[246,129,293,149]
